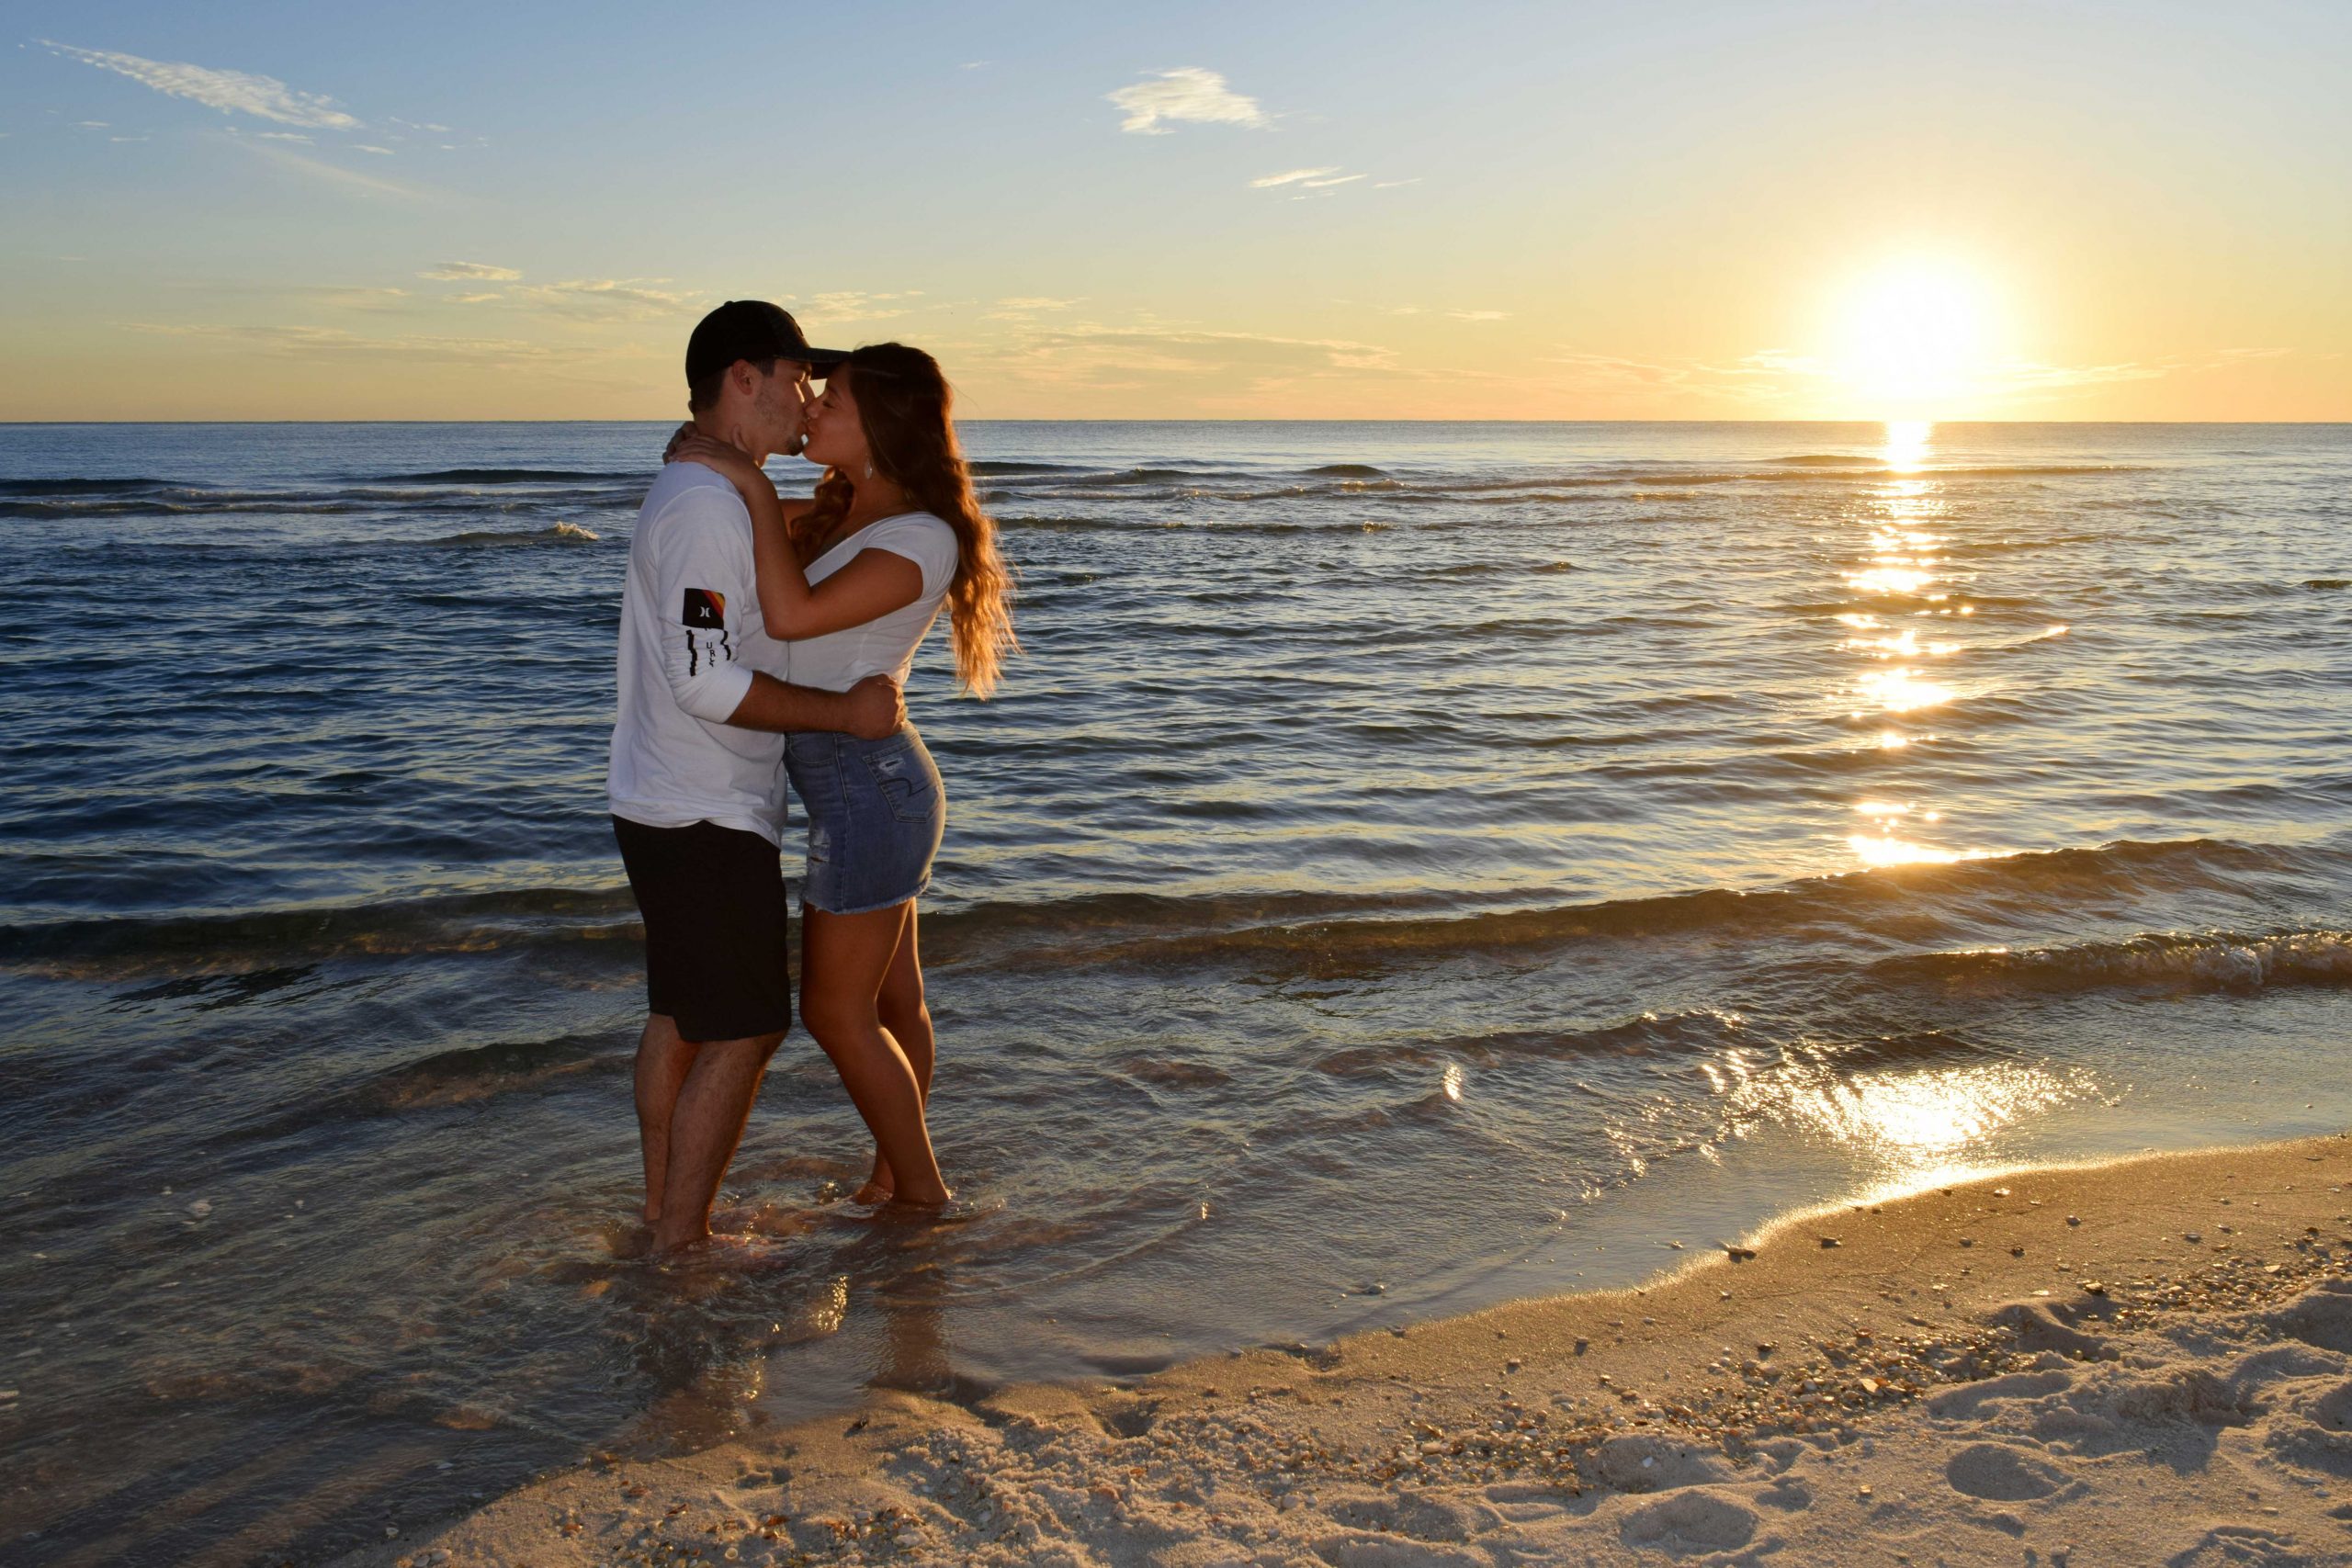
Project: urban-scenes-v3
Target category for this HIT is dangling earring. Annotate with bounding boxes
[864,462,876,480]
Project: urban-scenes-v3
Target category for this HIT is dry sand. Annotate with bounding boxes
[336,1134,2352,1567]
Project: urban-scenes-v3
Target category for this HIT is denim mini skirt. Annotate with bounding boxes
[783,725,946,915]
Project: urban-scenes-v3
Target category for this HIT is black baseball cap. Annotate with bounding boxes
[685,300,848,386]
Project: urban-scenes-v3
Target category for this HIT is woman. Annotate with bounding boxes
[668,343,1015,1208]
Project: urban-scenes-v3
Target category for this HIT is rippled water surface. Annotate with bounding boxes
[3,421,2348,1563]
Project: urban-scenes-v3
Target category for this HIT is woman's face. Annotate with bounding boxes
[801,374,871,474]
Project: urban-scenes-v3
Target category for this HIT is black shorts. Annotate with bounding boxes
[612,815,793,1043]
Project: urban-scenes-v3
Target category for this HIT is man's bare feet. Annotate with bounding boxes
[651,1219,710,1254]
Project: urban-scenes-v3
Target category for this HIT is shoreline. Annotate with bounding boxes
[332,1132,2352,1567]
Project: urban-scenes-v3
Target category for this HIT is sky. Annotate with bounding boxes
[2,0,2347,422]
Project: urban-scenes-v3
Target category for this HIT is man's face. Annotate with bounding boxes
[751,359,817,456]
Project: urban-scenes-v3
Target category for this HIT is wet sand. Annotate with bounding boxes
[334,1133,2352,1567]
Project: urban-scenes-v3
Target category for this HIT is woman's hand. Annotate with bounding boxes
[668,432,771,503]
[661,422,695,463]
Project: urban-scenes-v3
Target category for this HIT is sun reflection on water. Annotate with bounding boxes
[1822,421,1992,868]
[1853,667,1954,714]
[1784,1064,2081,1159]
[1845,564,1938,597]
[1712,1044,2093,1183]
[1847,833,1969,868]
[1847,801,1971,866]
[1883,420,1933,472]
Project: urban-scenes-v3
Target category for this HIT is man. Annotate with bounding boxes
[608,299,900,1253]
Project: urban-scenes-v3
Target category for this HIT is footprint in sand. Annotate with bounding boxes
[2109,1368,2249,1426]
[2264,1376,2352,1479]
[1617,1489,1759,1554]
[1943,1441,2070,1502]
[2164,1523,2312,1567]
[1990,1297,2116,1359]
[2313,1377,2352,1433]
[2263,1279,2352,1354]
[1925,1368,2075,1419]
[1312,1536,1487,1568]
[1324,1492,1487,1544]
[1593,1433,1730,1493]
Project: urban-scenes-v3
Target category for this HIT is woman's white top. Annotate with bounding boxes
[786,511,960,692]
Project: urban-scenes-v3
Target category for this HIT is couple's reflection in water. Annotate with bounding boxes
[608,1214,968,1454]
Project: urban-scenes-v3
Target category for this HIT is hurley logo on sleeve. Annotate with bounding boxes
[681,589,727,629]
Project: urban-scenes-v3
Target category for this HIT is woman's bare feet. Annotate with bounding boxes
[851,1169,952,1209]
[852,1151,897,1204]
[887,1177,953,1208]
[854,1150,951,1208]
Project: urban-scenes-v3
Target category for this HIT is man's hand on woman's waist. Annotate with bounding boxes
[721,671,903,739]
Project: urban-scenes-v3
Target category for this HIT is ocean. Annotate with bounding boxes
[2,419,2347,1564]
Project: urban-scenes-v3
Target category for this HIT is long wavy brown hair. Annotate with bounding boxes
[794,343,1017,697]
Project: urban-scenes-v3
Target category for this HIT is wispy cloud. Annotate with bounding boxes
[983,295,1085,321]
[420,268,701,321]
[1250,167,1338,188]
[510,278,699,322]
[420,262,521,282]
[292,286,413,311]
[125,321,579,367]
[1255,167,1369,197]
[967,321,1398,395]
[230,135,424,197]
[353,144,394,156]
[40,40,362,130]
[1370,304,1511,321]
[1107,68,1268,135]
[1373,178,1421,189]
[797,289,924,322]
[254,131,312,143]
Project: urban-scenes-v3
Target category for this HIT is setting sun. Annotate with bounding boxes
[1828,259,2005,415]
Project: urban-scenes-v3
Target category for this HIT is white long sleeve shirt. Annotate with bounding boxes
[607,463,793,843]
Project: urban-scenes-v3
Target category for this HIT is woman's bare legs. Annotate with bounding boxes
[800,900,950,1207]
[855,909,933,1201]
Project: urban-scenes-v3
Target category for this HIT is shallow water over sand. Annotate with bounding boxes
[2,420,2347,1562]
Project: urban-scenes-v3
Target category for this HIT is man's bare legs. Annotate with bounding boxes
[634,1014,696,1224]
[636,1012,784,1251]
[856,911,933,1202]
[801,902,950,1207]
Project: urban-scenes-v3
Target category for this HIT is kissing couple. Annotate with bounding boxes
[606,299,1017,1252]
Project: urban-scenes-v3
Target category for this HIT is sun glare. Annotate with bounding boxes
[1829,260,2002,415]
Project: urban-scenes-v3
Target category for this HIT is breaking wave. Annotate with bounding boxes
[373,468,625,485]
[1871,930,2352,995]
[427,522,602,547]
